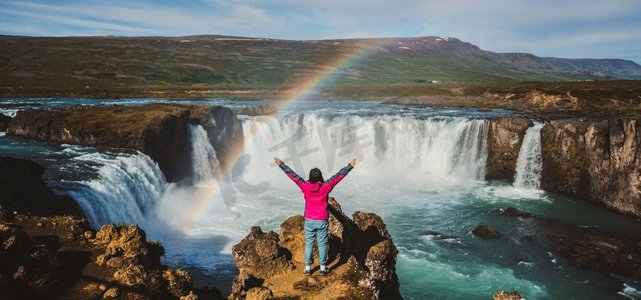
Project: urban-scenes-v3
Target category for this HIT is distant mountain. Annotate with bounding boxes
[0,35,639,90]
[542,57,641,78]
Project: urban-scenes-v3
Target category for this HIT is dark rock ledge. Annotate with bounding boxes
[6,104,244,183]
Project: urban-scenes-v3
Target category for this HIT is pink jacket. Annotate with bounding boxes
[279,162,353,220]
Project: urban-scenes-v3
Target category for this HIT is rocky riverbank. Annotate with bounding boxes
[6,104,243,183]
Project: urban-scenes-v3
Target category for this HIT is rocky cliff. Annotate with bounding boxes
[229,198,402,300]
[6,104,244,183]
[486,116,641,218]
[0,156,81,216]
[540,118,641,218]
[486,117,533,180]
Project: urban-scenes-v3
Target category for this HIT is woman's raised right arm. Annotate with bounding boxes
[275,157,305,189]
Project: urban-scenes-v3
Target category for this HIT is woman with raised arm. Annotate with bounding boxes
[274,157,356,276]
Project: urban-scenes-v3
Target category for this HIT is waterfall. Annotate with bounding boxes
[240,114,489,184]
[513,122,544,189]
[190,124,219,182]
[63,152,166,229]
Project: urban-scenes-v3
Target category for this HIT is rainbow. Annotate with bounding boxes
[177,39,392,232]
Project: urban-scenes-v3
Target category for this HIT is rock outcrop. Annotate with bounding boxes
[6,104,243,183]
[0,207,223,299]
[0,114,10,131]
[549,233,641,281]
[472,225,501,239]
[229,198,402,300]
[0,156,81,216]
[91,224,219,299]
[495,206,641,282]
[493,290,524,300]
[540,118,641,218]
[486,117,533,180]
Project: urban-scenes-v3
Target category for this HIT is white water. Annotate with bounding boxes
[240,114,489,186]
[190,124,219,182]
[65,152,166,229]
[514,122,544,190]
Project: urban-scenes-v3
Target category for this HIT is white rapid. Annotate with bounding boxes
[240,114,490,186]
[67,124,221,229]
[190,124,219,182]
[65,151,166,229]
[513,122,544,189]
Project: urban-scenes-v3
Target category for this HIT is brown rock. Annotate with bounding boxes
[232,226,293,279]
[498,207,533,218]
[486,117,534,180]
[550,234,641,280]
[163,269,193,298]
[541,118,641,218]
[102,287,120,298]
[472,225,501,239]
[83,230,93,239]
[245,287,273,300]
[113,264,147,286]
[231,198,401,300]
[493,290,523,300]
[279,215,305,263]
[180,291,199,300]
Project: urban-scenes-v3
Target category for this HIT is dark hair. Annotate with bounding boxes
[309,168,324,183]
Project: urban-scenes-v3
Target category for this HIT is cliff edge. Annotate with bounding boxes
[6,104,244,183]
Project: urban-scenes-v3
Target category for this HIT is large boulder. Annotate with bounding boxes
[231,226,293,279]
[7,104,244,183]
[230,198,402,300]
[0,156,81,216]
[540,118,641,218]
[486,117,533,180]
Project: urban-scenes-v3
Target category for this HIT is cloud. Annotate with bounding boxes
[0,0,639,62]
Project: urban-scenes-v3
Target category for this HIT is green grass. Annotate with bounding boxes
[0,35,634,94]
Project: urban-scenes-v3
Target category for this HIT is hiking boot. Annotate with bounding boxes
[319,269,329,276]
[304,269,311,276]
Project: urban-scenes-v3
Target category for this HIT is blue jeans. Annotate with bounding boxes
[304,218,328,266]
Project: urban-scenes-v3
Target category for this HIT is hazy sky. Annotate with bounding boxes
[1,0,640,63]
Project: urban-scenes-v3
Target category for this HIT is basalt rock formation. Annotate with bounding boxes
[6,104,243,183]
[0,156,81,216]
[540,118,641,218]
[229,198,401,300]
[0,114,10,131]
[485,116,641,219]
[486,117,533,180]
